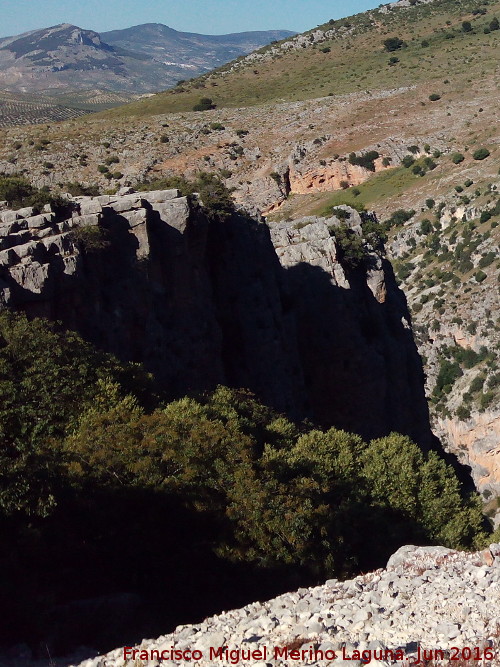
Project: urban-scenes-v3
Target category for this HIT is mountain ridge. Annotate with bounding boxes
[0,22,295,99]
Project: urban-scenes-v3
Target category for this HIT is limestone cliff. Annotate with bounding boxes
[0,190,431,445]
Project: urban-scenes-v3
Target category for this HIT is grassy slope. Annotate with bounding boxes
[94,0,500,119]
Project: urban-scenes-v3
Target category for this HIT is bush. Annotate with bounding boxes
[0,174,68,214]
[426,198,435,209]
[462,21,473,32]
[451,153,465,164]
[329,223,366,268]
[434,359,463,397]
[193,97,216,111]
[385,209,415,228]
[429,93,441,101]
[473,148,490,161]
[65,182,100,197]
[474,270,487,283]
[348,151,380,171]
[490,17,500,31]
[69,225,111,252]
[383,37,405,51]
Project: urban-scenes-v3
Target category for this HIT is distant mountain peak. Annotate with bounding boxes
[0,22,294,97]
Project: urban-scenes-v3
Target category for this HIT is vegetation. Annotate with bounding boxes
[383,37,406,52]
[137,172,235,221]
[0,313,490,649]
[193,97,216,111]
[0,174,68,213]
[348,150,380,172]
[473,148,490,161]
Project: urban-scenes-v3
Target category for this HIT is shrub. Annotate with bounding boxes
[385,209,415,228]
[462,21,473,32]
[473,148,490,161]
[329,223,366,268]
[65,182,100,197]
[420,219,432,234]
[474,270,487,283]
[402,155,415,168]
[159,134,169,143]
[193,97,216,111]
[489,17,500,31]
[383,37,405,51]
[348,151,380,171]
[0,174,68,214]
[331,208,351,221]
[451,153,465,164]
[429,93,441,101]
[69,226,111,252]
[426,198,435,209]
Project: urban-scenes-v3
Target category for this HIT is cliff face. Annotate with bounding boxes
[0,190,432,445]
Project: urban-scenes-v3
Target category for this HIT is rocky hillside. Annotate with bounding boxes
[68,543,500,667]
[0,189,432,446]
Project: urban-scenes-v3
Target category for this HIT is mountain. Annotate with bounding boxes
[101,23,296,75]
[0,23,295,99]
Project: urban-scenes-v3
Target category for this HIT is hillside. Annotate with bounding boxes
[95,0,500,116]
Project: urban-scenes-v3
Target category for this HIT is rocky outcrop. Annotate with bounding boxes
[0,190,432,445]
[437,412,500,505]
[68,543,500,667]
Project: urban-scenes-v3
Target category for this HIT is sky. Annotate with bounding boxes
[0,0,382,38]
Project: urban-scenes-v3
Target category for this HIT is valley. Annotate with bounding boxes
[0,0,499,660]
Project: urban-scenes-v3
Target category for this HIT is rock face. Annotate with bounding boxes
[70,543,500,667]
[0,191,432,445]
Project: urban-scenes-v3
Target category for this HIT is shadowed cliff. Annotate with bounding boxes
[0,189,432,446]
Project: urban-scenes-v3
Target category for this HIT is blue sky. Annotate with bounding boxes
[0,0,382,37]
